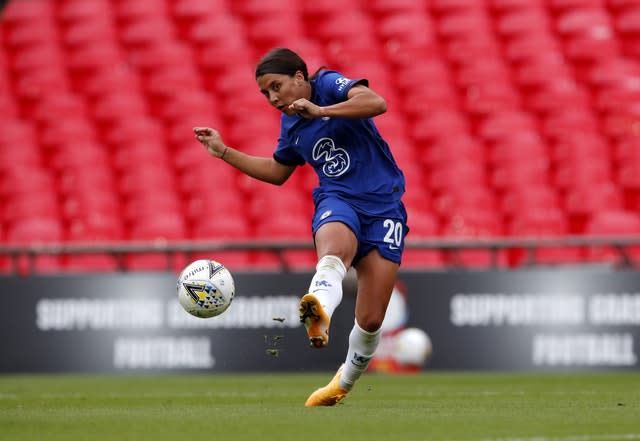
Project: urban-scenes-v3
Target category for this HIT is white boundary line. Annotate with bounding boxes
[438,434,640,441]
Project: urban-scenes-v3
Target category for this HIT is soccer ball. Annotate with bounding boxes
[176,259,235,318]
[393,327,433,367]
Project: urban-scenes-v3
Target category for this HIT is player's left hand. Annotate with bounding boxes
[288,99,324,119]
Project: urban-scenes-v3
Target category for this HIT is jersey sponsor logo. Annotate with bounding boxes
[320,210,332,220]
[312,137,350,177]
[335,77,350,92]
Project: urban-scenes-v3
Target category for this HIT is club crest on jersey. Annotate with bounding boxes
[312,137,350,177]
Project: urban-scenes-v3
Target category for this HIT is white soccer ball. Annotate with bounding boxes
[176,259,235,318]
[393,327,433,367]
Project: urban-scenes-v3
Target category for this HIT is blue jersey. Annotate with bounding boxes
[273,70,405,216]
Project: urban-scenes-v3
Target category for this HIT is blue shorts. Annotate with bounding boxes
[311,195,409,265]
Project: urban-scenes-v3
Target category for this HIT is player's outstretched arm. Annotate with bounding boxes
[193,127,296,185]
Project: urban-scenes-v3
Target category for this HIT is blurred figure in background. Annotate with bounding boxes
[369,283,433,374]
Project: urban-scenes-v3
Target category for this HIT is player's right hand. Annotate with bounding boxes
[193,127,227,158]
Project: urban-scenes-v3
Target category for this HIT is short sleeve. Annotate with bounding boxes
[273,135,305,166]
[315,71,369,104]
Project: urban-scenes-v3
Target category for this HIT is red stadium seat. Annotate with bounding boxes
[500,186,563,225]
[64,209,123,273]
[253,212,315,271]
[39,117,98,153]
[182,14,245,51]
[123,193,182,226]
[488,132,548,169]
[57,0,114,26]
[104,117,164,149]
[79,67,141,101]
[444,36,502,66]
[403,84,460,121]
[495,8,552,38]
[403,211,445,269]
[118,164,177,198]
[118,16,178,50]
[66,42,125,89]
[61,17,117,50]
[422,135,485,170]
[64,254,121,273]
[6,218,64,274]
[617,159,640,210]
[614,137,640,164]
[551,134,611,166]
[172,0,230,29]
[64,197,122,237]
[30,93,90,128]
[505,35,564,67]
[376,12,436,47]
[564,182,624,233]
[245,14,305,56]
[313,12,376,44]
[2,0,55,27]
[440,208,508,268]
[555,8,612,36]
[9,43,66,80]
[112,0,171,24]
[143,64,203,98]
[367,0,428,17]
[125,214,188,272]
[410,110,470,145]
[491,160,551,194]
[113,142,171,174]
[433,186,498,219]
[507,208,582,266]
[478,110,538,145]
[553,158,612,191]
[432,0,487,12]
[4,193,61,228]
[189,211,254,271]
[301,0,364,24]
[548,0,606,12]
[233,0,297,18]
[462,82,522,117]
[429,162,488,194]
[50,143,110,173]
[1,164,53,194]
[583,210,640,267]
[437,10,493,41]
[91,91,149,130]
[4,20,59,51]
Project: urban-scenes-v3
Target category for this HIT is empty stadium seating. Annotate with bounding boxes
[1,0,640,272]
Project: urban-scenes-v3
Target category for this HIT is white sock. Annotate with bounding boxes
[307,255,346,317]
[340,321,381,390]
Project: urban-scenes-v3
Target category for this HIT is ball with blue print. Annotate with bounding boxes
[177,259,235,318]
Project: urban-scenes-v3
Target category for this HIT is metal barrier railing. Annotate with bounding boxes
[1,235,639,274]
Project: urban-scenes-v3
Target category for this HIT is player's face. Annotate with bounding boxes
[257,72,306,116]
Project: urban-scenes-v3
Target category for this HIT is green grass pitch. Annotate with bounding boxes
[1,371,638,441]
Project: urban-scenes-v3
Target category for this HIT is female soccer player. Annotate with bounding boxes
[194,47,409,407]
